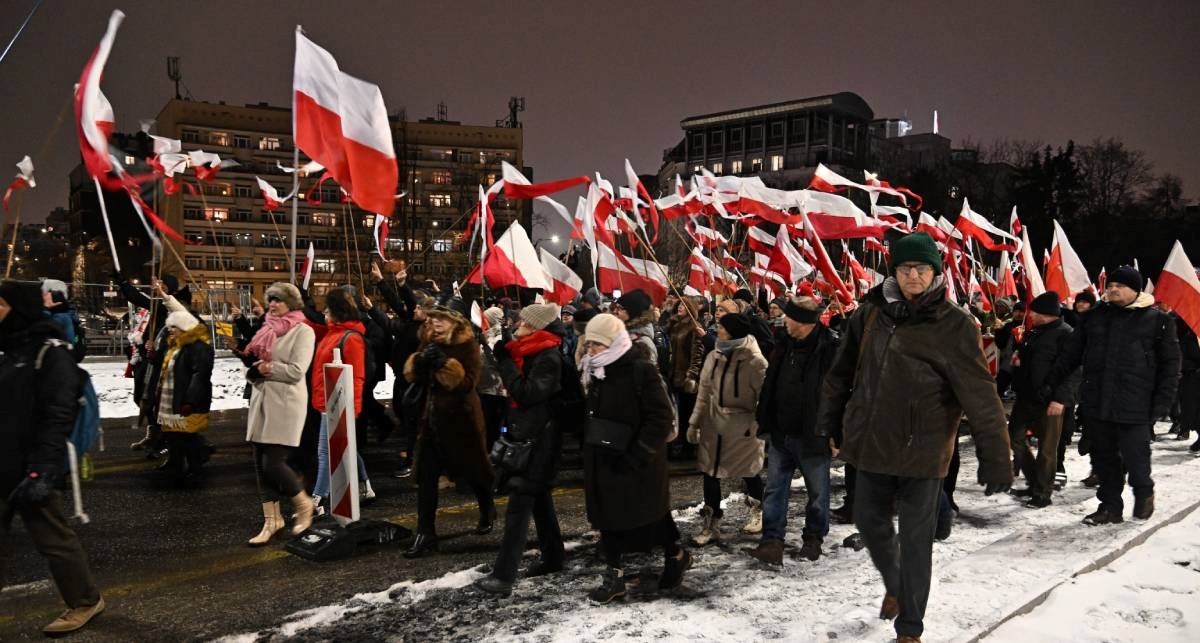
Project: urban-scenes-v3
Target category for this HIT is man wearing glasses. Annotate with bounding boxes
[816,232,1013,643]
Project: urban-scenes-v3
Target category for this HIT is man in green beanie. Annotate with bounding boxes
[816,232,1012,643]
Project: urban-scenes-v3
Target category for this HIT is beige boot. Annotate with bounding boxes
[291,492,315,535]
[692,506,721,547]
[248,501,284,546]
[742,497,763,534]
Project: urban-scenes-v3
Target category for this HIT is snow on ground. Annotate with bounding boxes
[232,427,1200,643]
[86,357,396,420]
[985,500,1200,643]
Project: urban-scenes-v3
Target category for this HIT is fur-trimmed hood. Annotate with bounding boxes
[419,320,476,347]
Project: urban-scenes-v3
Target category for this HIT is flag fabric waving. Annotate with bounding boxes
[301,243,316,289]
[1154,241,1200,335]
[3,155,34,211]
[539,247,582,305]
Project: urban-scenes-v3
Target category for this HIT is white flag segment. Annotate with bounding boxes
[539,247,582,305]
[1155,241,1200,335]
[485,221,552,290]
[75,10,124,179]
[1052,220,1091,298]
[150,135,181,155]
[293,29,397,216]
[15,155,35,188]
[954,199,1020,251]
[1018,228,1046,297]
[301,243,316,289]
[812,163,911,205]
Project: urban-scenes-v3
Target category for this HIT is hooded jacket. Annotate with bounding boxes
[689,335,768,478]
[815,278,1013,484]
[757,324,840,452]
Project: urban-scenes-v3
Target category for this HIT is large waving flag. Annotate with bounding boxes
[539,248,582,305]
[954,199,1019,252]
[501,161,589,200]
[3,156,35,212]
[74,10,122,184]
[464,221,551,290]
[1155,241,1200,335]
[1043,220,1091,302]
[293,28,397,216]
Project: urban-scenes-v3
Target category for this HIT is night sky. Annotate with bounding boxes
[2,0,1197,233]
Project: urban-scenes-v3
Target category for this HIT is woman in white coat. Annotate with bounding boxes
[237,282,316,545]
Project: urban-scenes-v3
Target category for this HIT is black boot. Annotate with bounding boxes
[798,535,822,561]
[588,567,626,603]
[658,548,692,591]
[404,532,439,558]
[830,503,854,525]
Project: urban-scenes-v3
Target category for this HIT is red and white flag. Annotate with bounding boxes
[997,251,1019,299]
[470,300,489,333]
[594,241,668,304]
[464,221,551,290]
[1018,228,1046,299]
[746,225,777,256]
[954,199,1020,252]
[74,10,122,184]
[539,247,582,305]
[300,242,316,289]
[501,160,589,201]
[256,177,290,212]
[1097,266,1107,292]
[1154,241,1200,335]
[915,212,949,243]
[624,159,660,243]
[1009,206,1023,239]
[1043,220,1091,302]
[372,213,390,260]
[809,164,921,209]
[800,190,885,240]
[3,156,35,212]
[293,28,398,216]
[801,212,855,304]
[767,225,814,286]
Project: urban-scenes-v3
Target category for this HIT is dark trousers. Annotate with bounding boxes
[1177,370,1200,439]
[942,433,961,511]
[702,474,763,516]
[855,470,941,639]
[360,377,394,442]
[1056,406,1078,474]
[843,462,857,507]
[1009,401,1064,499]
[492,490,565,583]
[480,394,508,453]
[1,493,101,609]
[415,438,494,536]
[252,442,302,499]
[1087,418,1154,513]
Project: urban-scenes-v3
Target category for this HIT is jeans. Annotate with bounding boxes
[314,415,369,499]
[761,436,830,542]
[1087,418,1154,513]
[855,470,941,639]
[491,490,565,583]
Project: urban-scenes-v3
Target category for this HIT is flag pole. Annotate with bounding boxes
[289,145,299,283]
[4,191,23,278]
[93,177,122,274]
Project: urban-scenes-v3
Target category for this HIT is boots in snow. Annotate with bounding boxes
[691,506,721,547]
[658,548,692,590]
[360,478,377,504]
[798,535,822,561]
[742,497,763,534]
[248,501,285,546]
[588,567,626,603]
[290,492,315,535]
[747,539,784,566]
[880,593,899,620]
[404,532,439,558]
[830,503,854,525]
[1133,494,1155,520]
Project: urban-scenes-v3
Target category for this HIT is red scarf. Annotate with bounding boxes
[508,329,562,372]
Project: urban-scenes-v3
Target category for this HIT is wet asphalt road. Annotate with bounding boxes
[0,411,713,641]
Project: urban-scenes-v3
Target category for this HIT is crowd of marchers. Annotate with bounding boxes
[2,232,1190,642]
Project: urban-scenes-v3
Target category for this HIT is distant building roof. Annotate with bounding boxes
[680,92,874,128]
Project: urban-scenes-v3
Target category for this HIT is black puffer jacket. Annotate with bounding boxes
[0,321,80,496]
[815,279,1012,484]
[1012,318,1079,406]
[757,324,839,452]
[494,328,565,493]
[1046,293,1181,423]
[1175,313,1200,373]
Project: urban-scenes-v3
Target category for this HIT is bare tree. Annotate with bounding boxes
[1076,138,1154,219]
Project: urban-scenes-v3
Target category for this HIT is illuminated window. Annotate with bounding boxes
[362,215,376,229]
[431,170,453,185]
[311,212,337,226]
[431,239,452,252]
[429,193,452,208]
[751,158,763,172]
[711,162,723,174]
[314,259,337,272]
[770,155,784,171]
[478,151,488,165]
[206,183,232,197]
[205,207,228,222]
[258,137,281,151]
[731,160,743,173]
[209,132,230,146]
[124,155,137,166]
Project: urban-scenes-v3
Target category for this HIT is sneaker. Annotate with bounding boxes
[1083,508,1124,526]
[391,465,413,478]
[43,597,105,635]
[691,506,721,547]
[588,568,626,604]
[658,548,692,590]
[1025,496,1052,509]
[360,479,377,504]
[747,539,784,566]
[1133,495,1155,520]
[798,535,822,561]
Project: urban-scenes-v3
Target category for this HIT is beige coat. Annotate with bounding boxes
[689,335,768,478]
[246,323,316,446]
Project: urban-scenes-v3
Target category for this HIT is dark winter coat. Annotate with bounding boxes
[404,322,494,485]
[667,314,704,391]
[0,321,79,496]
[1045,292,1181,424]
[233,314,263,351]
[45,304,77,344]
[815,279,1013,484]
[757,324,839,453]
[1012,318,1079,406]
[158,324,215,433]
[583,349,675,532]
[495,331,564,493]
[1174,313,1200,373]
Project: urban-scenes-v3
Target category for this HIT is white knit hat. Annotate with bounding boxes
[519,303,560,330]
[584,313,624,347]
[165,310,199,332]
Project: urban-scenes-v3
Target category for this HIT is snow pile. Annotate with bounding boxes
[86,358,396,419]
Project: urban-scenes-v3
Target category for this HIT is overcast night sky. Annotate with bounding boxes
[1,0,1198,230]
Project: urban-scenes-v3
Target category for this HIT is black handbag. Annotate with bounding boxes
[490,435,536,473]
[584,415,635,452]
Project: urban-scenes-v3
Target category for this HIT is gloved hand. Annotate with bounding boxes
[246,364,265,381]
[421,344,447,371]
[687,426,700,445]
[7,469,55,508]
[492,339,511,362]
[984,482,1011,496]
[179,403,194,417]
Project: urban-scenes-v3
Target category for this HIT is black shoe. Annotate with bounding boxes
[473,575,513,596]
[1083,509,1124,526]
[842,533,866,551]
[1009,487,1035,498]
[1081,473,1100,488]
[798,536,822,561]
[830,504,854,525]
[475,507,497,535]
[1133,495,1155,520]
[588,568,626,604]
[658,548,692,591]
[403,533,439,558]
[1190,437,1200,453]
[527,558,564,577]
[746,539,784,566]
[935,515,953,541]
[1026,496,1052,509]
[391,465,413,479]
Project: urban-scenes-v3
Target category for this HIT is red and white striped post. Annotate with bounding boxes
[323,348,360,526]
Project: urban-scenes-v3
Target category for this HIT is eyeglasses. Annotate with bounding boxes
[266,296,281,303]
[895,264,934,276]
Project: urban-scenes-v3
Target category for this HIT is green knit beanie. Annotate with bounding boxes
[889,233,943,275]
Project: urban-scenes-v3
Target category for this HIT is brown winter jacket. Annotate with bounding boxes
[815,278,1013,484]
[689,336,768,478]
[667,311,704,391]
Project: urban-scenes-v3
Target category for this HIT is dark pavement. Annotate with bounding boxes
[0,410,710,641]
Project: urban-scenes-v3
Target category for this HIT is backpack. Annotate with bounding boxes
[336,330,376,384]
[36,340,102,455]
[71,314,88,363]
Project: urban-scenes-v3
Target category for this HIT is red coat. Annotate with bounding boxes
[310,320,366,415]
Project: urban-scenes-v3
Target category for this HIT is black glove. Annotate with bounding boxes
[422,344,447,371]
[492,339,511,362]
[8,469,55,508]
[984,482,1011,496]
[246,364,265,381]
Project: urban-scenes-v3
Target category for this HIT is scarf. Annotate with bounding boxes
[579,330,632,390]
[245,309,306,362]
[716,336,749,355]
[508,329,562,372]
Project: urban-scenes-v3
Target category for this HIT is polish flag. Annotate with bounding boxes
[3,156,35,212]
[800,190,885,240]
[74,10,123,184]
[688,220,728,249]
[372,213,390,260]
[953,199,1019,252]
[470,300,489,332]
[1017,228,1046,298]
[766,225,813,286]
[915,212,949,243]
[1009,206,1023,239]
[539,247,582,305]
[594,241,668,304]
[256,177,290,212]
[998,251,1019,299]
[654,192,691,221]
[293,29,397,216]
[1154,241,1200,335]
[501,161,589,201]
[746,224,777,256]
[1097,267,1107,292]
[800,213,854,303]
[688,248,715,295]
[864,237,889,259]
[968,272,993,313]
[873,204,912,231]
[464,221,551,290]
[1043,220,1091,302]
[810,164,920,209]
[624,159,660,243]
[300,243,316,289]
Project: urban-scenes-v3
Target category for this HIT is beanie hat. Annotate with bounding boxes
[783,297,822,323]
[1074,290,1097,306]
[265,282,303,310]
[561,304,577,316]
[1108,265,1143,292]
[174,284,193,307]
[519,303,560,330]
[1029,291,1062,316]
[165,310,199,332]
[160,274,179,294]
[582,287,602,308]
[889,233,943,276]
[732,288,754,305]
[615,289,652,318]
[584,313,625,347]
[718,312,752,339]
[483,306,505,329]
[0,280,44,325]
[41,278,69,302]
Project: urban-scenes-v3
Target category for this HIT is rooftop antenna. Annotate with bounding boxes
[436,101,447,121]
[166,56,182,100]
[933,109,939,135]
[496,96,525,128]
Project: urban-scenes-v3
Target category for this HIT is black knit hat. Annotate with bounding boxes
[732,288,754,305]
[615,289,652,318]
[783,299,822,323]
[1108,265,1143,292]
[1029,292,1062,316]
[0,280,44,332]
[1074,290,1097,306]
[718,312,752,339]
[889,232,943,276]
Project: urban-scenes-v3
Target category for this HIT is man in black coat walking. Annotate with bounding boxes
[1045,266,1181,525]
[1009,292,1079,508]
